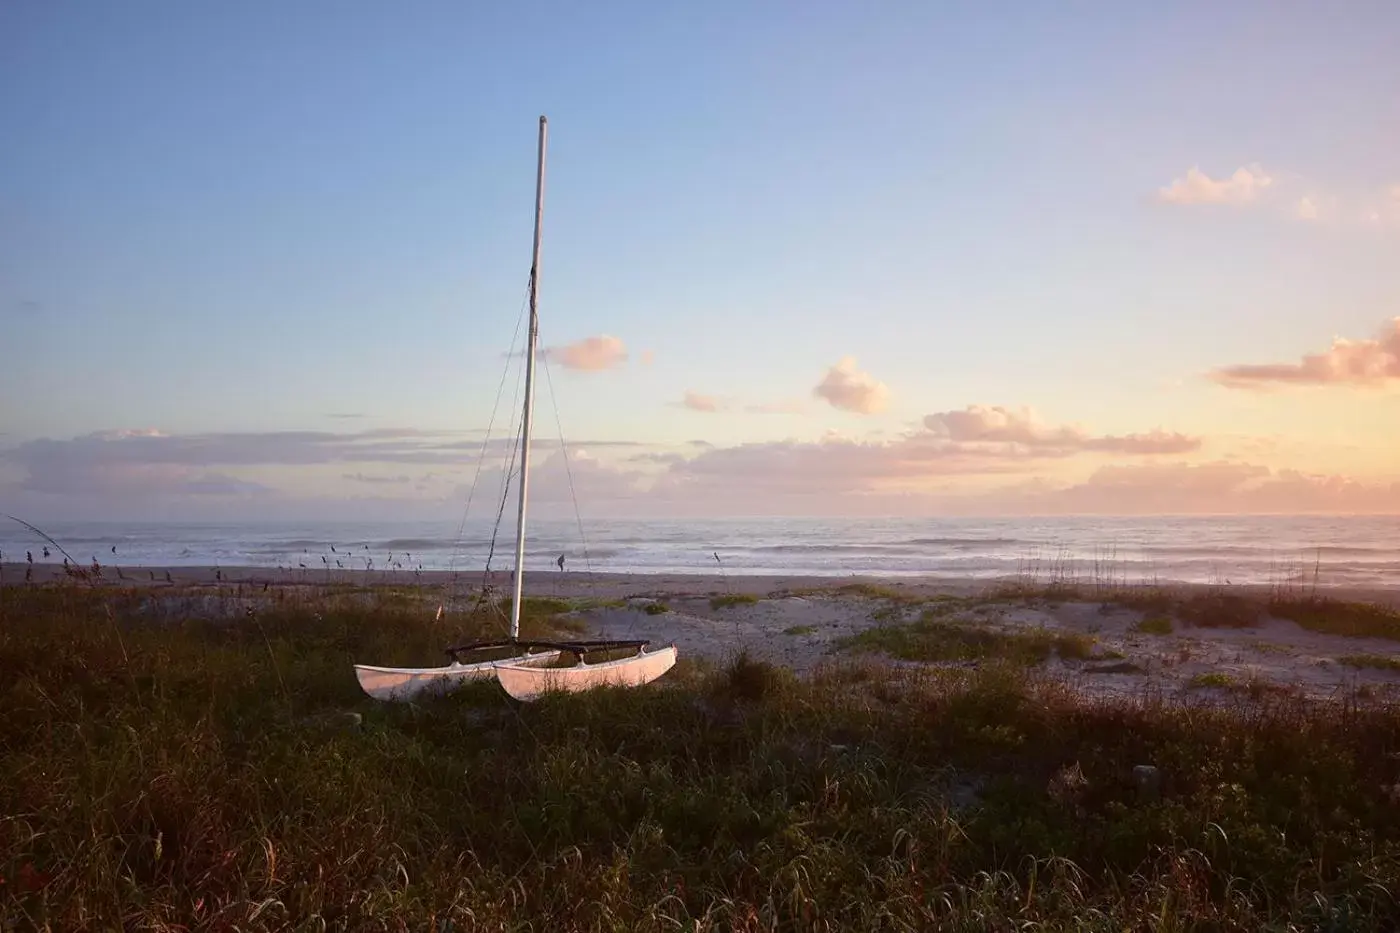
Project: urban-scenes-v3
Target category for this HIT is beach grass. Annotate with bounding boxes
[1269,597,1400,641]
[4,583,1400,929]
[1339,653,1400,673]
[983,579,1400,643]
[709,593,758,610]
[1188,671,1236,689]
[833,582,927,604]
[1083,659,1148,674]
[1177,592,1263,629]
[835,609,1096,665]
[1133,614,1174,636]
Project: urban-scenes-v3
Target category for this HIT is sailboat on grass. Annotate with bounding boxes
[353,116,677,703]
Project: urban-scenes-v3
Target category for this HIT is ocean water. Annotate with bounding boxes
[2,515,1398,589]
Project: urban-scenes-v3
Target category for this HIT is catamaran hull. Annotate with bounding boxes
[354,651,562,702]
[495,645,678,702]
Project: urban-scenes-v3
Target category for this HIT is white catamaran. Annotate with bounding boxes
[354,116,677,703]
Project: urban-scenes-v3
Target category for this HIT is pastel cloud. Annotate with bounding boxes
[1158,168,1400,228]
[657,406,1201,499]
[813,357,890,414]
[746,399,807,415]
[923,405,1200,455]
[5,453,270,497]
[659,445,1400,516]
[676,393,806,415]
[1210,318,1400,389]
[1158,164,1274,205]
[652,436,1007,503]
[6,425,1394,519]
[543,334,628,371]
[464,449,649,507]
[679,391,726,413]
[342,472,414,484]
[4,402,1203,508]
[0,428,646,498]
[1033,461,1400,515]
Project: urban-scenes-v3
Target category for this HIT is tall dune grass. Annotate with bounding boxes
[3,583,1400,928]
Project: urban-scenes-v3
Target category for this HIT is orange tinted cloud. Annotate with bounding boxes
[657,435,1020,498]
[679,391,726,412]
[676,392,804,414]
[1158,164,1274,205]
[1210,318,1400,388]
[813,357,890,414]
[924,405,1200,454]
[542,335,628,371]
[746,400,806,415]
[13,427,1393,518]
[1030,461,1400,515]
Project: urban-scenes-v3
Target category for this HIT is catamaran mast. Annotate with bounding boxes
[509,115,548,640]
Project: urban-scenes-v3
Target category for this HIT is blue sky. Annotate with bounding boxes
[2,1,1399,519]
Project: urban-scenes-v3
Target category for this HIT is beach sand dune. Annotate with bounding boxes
[9,563,1399,703]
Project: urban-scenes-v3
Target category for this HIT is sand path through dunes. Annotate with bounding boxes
[570,594,877,674]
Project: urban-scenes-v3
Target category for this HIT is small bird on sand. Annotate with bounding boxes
[557,554,566,572]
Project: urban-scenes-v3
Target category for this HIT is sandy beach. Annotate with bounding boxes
[7,561,1400,602]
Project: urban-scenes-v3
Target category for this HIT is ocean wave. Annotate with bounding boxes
[1310,545,1395,557]
[903,537,1022,548]
[745,538,1024,555]
[747,544,924,555]
[377,538,450,551]
[1135,544,1393,558]
[571,548,622,559]
[33,535,136,546]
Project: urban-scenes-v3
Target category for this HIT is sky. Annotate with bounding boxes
[2,1,1399,521]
